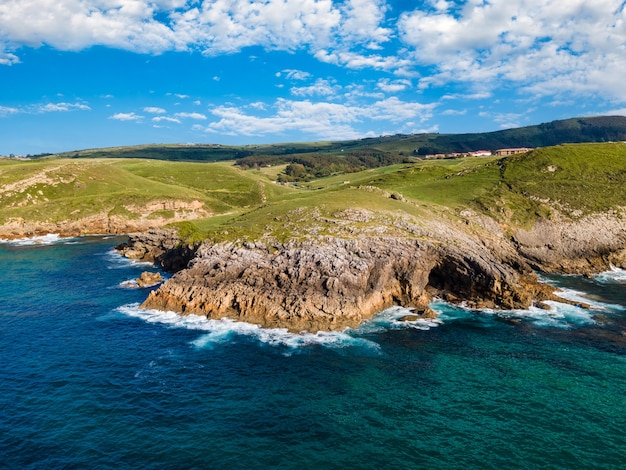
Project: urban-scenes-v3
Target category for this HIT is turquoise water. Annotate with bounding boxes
[1,236,625,469]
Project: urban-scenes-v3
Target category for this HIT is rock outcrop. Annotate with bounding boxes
[108,202,626,333]
[115,229,199,272]
[135,271,163,288]
[513,211,626,274]
[139,231,555,332]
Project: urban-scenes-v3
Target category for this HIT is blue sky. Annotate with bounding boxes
[1,0,626,155]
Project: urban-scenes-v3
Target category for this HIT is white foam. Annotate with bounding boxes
[0,234,75,246]
[105,248,154,269]
[430,298,597,329]
[119,279,139,289]
[116,303,381,355]
[594,266,626,284]
[552,286,625,312]
[354,306,443,334]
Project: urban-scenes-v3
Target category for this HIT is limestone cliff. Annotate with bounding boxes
[136,220,559,332]
[512,211,626,274]
[115,229,199,272]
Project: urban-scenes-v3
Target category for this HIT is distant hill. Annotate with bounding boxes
[413,115,626,154]
[47,115,626,162]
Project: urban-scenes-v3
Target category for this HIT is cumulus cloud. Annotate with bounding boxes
[279,69,313,81]
[0,105,19,116]
[290,78,340,97]
[203,96,434,140]
[398,0,626,101]
[144,106,166,113]
[0,0,181,53]
[0,0,401,71]
[377,78,411,93]
[110,112,143,121]
[37,102,90,112]
[0,49,19,65]
[153,116,181,123]
[175,112,207,120]
[2,0,626,111]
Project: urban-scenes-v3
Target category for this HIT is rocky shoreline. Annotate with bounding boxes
[112,210,626,333]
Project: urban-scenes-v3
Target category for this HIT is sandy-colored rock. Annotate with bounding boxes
[513,211,626,273]
[140,231,548,332]
[136,271,163,288]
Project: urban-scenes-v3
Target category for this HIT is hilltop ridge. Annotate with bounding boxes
[36,115,626,163]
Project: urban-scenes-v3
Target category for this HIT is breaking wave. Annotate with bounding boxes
[116,303,382,356]
[594,266,626,284]
[0,234,75,246]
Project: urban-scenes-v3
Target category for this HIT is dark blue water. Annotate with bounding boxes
[1,236,625,469]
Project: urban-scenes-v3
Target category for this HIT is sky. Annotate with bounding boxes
[1,0,626,155]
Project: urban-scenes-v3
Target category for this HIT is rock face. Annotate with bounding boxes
[120,209,626,333]
[142,237,437,331]
[115,229,198,272]
[136,271,163,288]
[513,211,626,274]
[140,234,550,332]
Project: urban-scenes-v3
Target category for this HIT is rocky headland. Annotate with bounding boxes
[115,208,625,333]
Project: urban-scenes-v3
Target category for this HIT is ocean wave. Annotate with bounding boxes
[552,286,625,312]
[0,234,76,246]
[104,248,154,269]
[594,266,626,284]
[353,306,443,335]
[430,297,598,329]
[116,303,382,355]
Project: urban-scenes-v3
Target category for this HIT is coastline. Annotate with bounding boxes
[114,209,626,333]
[3,206,624,333]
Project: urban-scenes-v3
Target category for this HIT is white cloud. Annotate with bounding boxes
[152,116,181,124]
[290,78,340,97]
[441,109,467,116]
[2,0,626,110]
[339,0,392,48]
[377,78,412,93]
[0,105,19,116]
[110,112,143,121]
[0,0,180,54]
[0,49,19,65]
[175,112,207,120]
[280,69,313,81]
[203,96,434,140]
[37,102,90,112]
[398,0,626,101]
[144,106,166,113]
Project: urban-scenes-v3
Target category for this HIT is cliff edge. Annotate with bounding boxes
[121,208,615,332]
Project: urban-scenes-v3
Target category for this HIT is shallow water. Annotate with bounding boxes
[0,237,624,469]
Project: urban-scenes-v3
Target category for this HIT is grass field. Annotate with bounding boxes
[2,142,624,241]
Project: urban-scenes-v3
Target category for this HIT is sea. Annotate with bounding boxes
[0,235,624,469]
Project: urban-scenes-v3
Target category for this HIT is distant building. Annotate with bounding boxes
[495,147,533,156]
[468,150,492,157]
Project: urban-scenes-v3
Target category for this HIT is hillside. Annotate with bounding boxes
[43,115,626,166]
[2,142,624,241]
[0,158,292,237]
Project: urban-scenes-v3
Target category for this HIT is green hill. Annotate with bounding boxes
[44,116,626,166]
[2,141,624,241]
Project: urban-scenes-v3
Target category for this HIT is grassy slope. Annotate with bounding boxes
[0,159,293,226]
[2,142,624,240]
[179,142,625,242]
